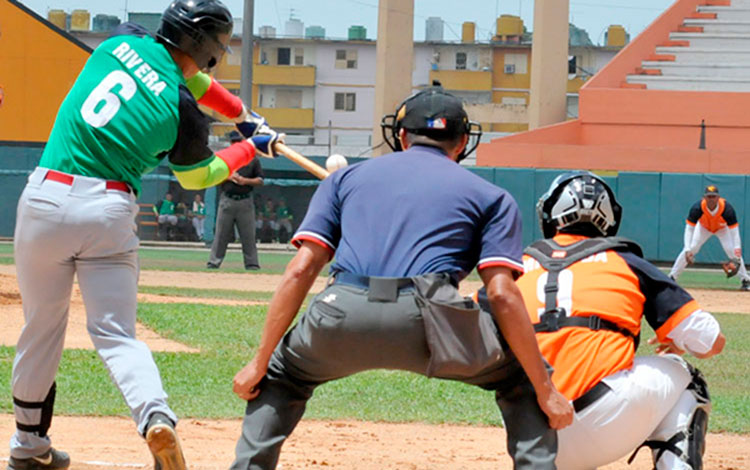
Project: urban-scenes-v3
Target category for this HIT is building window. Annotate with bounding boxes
[294,48,304,66]
[334,92,356,111]
[276,89,303,109]
[260,51,269,65]
[456,52,467,70]
[277,47,291,65]
[504,53,528,75]
[335,49,358,69]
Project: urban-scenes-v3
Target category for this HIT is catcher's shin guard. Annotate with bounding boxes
[628,359,711,470]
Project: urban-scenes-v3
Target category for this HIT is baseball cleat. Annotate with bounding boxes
[7,448,70,470]
[741,280,750,291]
[146,413,187,470]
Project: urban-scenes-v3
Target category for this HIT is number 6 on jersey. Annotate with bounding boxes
[81,70,137,128]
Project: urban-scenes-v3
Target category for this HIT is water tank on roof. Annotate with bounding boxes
[285,18,304,38]
[47,9,67,30]
[605,25,628,47]
[426,17,443,42]
[462,22,476,43]
[70,9,90,31]
[305,26,325,39]
[259,25,276,38]
[93,14,121,33]
[348,25,367,40]
[497,14,523,37]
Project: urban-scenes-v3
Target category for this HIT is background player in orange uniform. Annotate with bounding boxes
[669,185,750,290]
[479,172,725,470]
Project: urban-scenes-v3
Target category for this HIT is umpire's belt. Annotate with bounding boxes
[572,381,612,413]
[225,193,251,201]
[332,272,416,303]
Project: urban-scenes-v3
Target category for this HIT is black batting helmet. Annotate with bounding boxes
[157,0,234,71]
[537,171,622,238]
[380,82,482,161]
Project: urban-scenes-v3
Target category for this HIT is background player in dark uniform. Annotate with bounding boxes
[669,185,750,290]
[8,1,281,469]
[478,172,725,469]
[207,131,265,270]
[229,85,573,470]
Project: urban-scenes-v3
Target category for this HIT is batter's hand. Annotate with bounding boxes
[233,357,267,401]
[251,127,285,158]
[537,385,574,430]
[648,337,685,356]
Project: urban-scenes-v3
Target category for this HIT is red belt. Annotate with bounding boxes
[44,169,131,193]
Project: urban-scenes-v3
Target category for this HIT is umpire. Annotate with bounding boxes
[230,85,573,469]
[207,131,264,270]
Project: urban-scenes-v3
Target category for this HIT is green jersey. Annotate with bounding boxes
[40,32,184,194]
[159,199,176,215]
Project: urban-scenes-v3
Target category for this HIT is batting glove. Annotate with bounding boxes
[250,127,285,158]
[236,110,268,138]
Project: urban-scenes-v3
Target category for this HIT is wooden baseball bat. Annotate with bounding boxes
[272,142,330,180]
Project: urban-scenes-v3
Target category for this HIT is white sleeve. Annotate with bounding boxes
[729,225,742,256]
[684,224,695,250]
[666,309,721,356]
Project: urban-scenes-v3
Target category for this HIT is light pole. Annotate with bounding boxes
[240,0,255,107]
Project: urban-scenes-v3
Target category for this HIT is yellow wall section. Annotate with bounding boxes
[429,70,491,91]
[255,107,314,129]
[254,65,316,87]
[0,1,90,142]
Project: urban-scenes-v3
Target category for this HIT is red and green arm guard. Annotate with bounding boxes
[186,72,245,120]
[170,141,256,190]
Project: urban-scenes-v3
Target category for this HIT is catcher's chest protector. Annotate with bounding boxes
[524,237,643,345]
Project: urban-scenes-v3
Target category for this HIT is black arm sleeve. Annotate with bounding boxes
[110,22,151,39]
[687,201,703,224]
[619,252,696,331]
[167,85,214,167]
[723,201,739,226]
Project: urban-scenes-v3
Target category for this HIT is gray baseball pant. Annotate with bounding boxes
[10,168,176,459]
[208,193,259,269]
[230,280,557,470]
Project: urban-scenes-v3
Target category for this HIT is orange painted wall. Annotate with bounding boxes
[0,0,91,142]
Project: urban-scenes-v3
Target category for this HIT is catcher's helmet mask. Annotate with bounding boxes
[157,0,234,71]
[380,81,482,162]
[538,171,622,239]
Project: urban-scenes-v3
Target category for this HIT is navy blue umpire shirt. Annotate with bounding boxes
[291,145,524,280]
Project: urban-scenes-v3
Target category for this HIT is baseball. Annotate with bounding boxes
[326,154,349,172]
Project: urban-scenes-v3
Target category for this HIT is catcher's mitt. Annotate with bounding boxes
[685,251,695,265]
[722,258,741,278]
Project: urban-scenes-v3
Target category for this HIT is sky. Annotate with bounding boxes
[19,0,676,46]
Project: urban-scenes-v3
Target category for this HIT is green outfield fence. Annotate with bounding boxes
[1,142,746,264]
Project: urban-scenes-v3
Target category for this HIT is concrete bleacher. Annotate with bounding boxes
[628,1,750,91]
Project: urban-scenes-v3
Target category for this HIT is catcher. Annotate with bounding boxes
[476,172,726,469]
[669,185,750,290]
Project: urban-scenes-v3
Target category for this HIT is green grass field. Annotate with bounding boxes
[0,243,747,432]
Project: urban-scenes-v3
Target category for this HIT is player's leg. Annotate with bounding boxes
[670,225,712,280]
[715,228,750,284]
[207,194,236,267]
[231,283,430,469]
[236,197,260,269]
[554,355,691,469]
[645,357,711,470]
[10,176,77,461]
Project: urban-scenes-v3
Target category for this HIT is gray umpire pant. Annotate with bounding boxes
[208,193,259,269]
[11,168,176,459]
[230,279,557,470]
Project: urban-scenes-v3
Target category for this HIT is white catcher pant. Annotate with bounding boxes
[556,355,692,470]
[669,224,750,281]
[10,168,176,459]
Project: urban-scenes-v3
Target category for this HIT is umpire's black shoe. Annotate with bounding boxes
[7,448,70,470]
[145,412,187,470]
[742,279,750,291]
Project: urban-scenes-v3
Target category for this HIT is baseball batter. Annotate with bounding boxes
[669,184,750,290]
[480,172,725,470]
[8,2,281,470]
[230,86,573,470]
